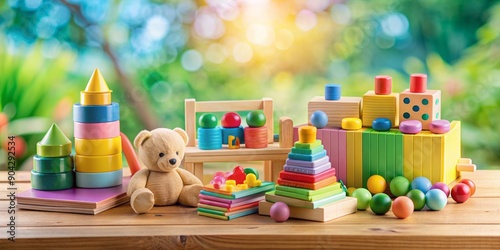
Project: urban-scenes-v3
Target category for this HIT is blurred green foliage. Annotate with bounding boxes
[0,0,499,170]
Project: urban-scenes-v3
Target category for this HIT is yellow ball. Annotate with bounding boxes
[367,175,387,194]
[347,187,357,196]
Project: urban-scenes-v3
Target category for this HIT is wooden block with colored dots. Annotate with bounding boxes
[399,74,441,130]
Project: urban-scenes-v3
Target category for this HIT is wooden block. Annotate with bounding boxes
[385,131,396,182]
[346,130,355,188]
[338,130,347,185]
[279,117,294,148]
[432,134,444,184]
[377,131,387,180]
[399,89,441,130]
[443,121,461,184]
[329,129,339,174]
[457,163,476,172]
[308,96,362,128]
[258,197,357,222]
[185,99,196,147]
[265,191,346,209]
[362,129,371,188]
[395,131,404,177]
[413,133,423,178]
[362,91,399,127]
[421,132,433,181]
[353,129,364,188]
[369,130,378,176]
[403,134,414,181]
[75,136,122,156]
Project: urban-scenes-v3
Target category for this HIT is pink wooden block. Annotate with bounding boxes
[74,121,120,139]
[330,129,339,177]
[338,130,347,184]
[293,126,300,142]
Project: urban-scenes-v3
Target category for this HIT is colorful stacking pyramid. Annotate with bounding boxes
[198,167,274,220]
[73,69,123,188]
[32,124,74,190]
[259,126,357,222]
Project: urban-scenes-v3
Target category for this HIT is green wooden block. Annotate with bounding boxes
[291,145,324,155]
[274,188,344,201]
[378,131,387,180]
[386,131,396,183]
[294,140,322,149]
[395,131,404,177]
[369,131,379,176]
[362,129,372,188]
[275,182,340,196]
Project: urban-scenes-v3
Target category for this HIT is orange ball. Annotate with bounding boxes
[367,175,387,194]
[392,196,414,219]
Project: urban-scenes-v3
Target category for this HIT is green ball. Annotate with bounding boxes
[370,193,392,215]
[246,111,266,127]
[199,114,218,128]
[352,188,372,210]
[390,176,411,197]
[406,189,426,211]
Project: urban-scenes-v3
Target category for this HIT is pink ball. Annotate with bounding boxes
[431,182,450,197]
[270,202,290,222]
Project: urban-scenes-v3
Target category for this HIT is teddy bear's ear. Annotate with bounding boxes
[173,128,189,146]
[134,130,152,148]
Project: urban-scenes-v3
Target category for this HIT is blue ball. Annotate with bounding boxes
[425,189,447,211]
[310,110,328,129]
[372,118,392,131]
[411,176,432,194]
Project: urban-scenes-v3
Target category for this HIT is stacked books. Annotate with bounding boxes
[259,126,357,222]
[198,166,274,220]
[198,182,274,220]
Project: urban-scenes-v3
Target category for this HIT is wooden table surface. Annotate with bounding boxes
[1,170,500,249]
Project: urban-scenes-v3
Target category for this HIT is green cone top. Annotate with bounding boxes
[36,123,72,157]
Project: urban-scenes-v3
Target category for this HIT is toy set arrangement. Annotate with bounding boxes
[197,166,274,220]
[258,126,357,222]
[73,69,123,188]
[22,69,478,222]
[197,110,268,149]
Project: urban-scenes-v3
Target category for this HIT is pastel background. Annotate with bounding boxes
[1,0,499,170]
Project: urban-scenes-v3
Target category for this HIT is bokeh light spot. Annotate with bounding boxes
[181,49,203,71]
[381,13,409,37]
[296,9,317,31]
[205,43,227,64]
[247,24,275,46]
[330,4,351,25]
[194,8,225,39]
[233,42,253,63]
[145,15,170,41]
[275,29,294,50]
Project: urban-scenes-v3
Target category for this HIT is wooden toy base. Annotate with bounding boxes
[258,197,357,222]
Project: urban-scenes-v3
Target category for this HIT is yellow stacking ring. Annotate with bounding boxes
[298,126,317,143]
[342,118,362,130]
[75,136,122,156]
[80,92,112,106]
[75,153,122,173]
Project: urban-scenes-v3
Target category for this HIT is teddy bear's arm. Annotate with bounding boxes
[176,168,203,185]
[126,168,150,196]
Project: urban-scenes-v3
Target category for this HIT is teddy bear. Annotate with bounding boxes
[127,127,203,214]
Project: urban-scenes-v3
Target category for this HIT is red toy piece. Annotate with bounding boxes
[410,73,427,93]
[459,179,476,196]
[374,75,392,95]
[451,183,471,203]
[221,112,242,128]
[226,166,246,184]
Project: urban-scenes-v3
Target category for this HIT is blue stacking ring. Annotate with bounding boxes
[33,155,74,173]
[198,128,222,150]
[372,118,392,131]
[31,170,74,190]
[325,84,341,100]
[73,102,120,123]
[221,127,245,144]
[76,169,123,188]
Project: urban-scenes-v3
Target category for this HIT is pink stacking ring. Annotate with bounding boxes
[399,120,422,134]
[74,121,120,139]
[429,120,450,134]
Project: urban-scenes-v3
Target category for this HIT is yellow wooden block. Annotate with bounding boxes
[308,96,362,128]
[421,132,435,183]
[443,121,461,183]
[342,118,362,130]
[362,91,399,127]
[413,134,422,178]
[298,126,317,143]
[432,134,445,184]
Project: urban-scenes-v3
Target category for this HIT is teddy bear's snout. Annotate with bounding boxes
[169,158,177,165]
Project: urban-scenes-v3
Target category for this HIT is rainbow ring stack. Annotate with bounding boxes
[73,69,123,188]
[259,126,357,222]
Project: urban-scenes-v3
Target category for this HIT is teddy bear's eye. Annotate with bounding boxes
[159,153,165,158]
[176,151,179,155]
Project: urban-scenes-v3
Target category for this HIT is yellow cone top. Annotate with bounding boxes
[84,69,111,93]
[80,69,112,106]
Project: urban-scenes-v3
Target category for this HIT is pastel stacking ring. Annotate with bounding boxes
[76,169,123,188]
[75,153,122,173]
[399,120,422,134]
[33,155,73,173]
[429,120,450,134]
[74,121,120,139]
[73,102,120,123]
[31,170,74,190]
[75,136,122,156]
[80,92,112,106]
